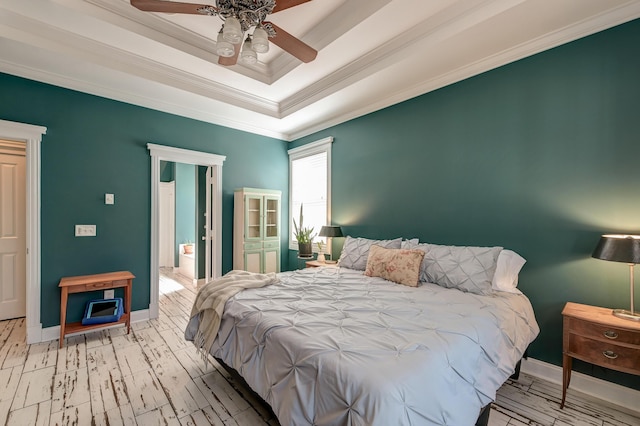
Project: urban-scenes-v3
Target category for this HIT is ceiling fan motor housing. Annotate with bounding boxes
[215,0,276,33]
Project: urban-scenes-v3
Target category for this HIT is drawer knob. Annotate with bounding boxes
[602,350,618,360]
[603,330,618,339]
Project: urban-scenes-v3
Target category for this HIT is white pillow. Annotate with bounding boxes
[337,236,402,270]
[491,250,526,294]
[402,240,502,295]
[401,238,419,248]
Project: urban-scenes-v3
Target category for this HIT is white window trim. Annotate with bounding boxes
[288,136,333,251]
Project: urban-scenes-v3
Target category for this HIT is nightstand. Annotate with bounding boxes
[305,260,338,268]
[561,302,640,408]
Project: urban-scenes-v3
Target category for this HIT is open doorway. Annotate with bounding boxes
[0,119,46,344]
[158,161,198,285]
[148,144,225,320]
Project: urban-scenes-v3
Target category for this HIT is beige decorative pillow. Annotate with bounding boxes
[364,245,425,287]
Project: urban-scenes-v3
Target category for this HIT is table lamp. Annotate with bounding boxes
[319,226,343,262]
[592,234,640,321]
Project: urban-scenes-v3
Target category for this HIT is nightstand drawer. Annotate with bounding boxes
[569,317,640,346]
[568,334,640,374]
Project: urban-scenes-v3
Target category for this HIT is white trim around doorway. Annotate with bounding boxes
[148,143,225,319]
[0,119,47,344]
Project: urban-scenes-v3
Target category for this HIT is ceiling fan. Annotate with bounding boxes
[130,0,318,66]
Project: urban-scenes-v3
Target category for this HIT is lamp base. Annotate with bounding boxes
[612,309,640,322]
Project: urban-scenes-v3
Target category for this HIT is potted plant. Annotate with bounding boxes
[183,240,194,254]
[293,204,315,258]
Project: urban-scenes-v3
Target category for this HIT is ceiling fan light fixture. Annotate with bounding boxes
[240,39,258,65]
[223,16,243,44]
[130,0,318,66]
[216,30,235,57]
[251,27,269,53]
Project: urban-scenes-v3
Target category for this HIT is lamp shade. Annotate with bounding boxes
[592,234,640,264]
[319,226,343,238]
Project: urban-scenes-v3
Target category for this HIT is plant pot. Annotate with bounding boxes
[184,244,194,254]
[298,242,313,258]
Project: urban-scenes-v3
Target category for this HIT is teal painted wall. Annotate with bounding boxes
[0,72,289,327]
[159,160,174,182]
[175,162,196,266]
[290,19,640,390]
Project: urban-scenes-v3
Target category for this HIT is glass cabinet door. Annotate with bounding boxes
[264,195,280,240]
[244,195,263,241]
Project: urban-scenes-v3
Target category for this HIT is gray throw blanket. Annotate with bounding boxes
[189,269,279,360]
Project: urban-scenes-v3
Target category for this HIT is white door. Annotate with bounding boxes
[0,147,26,320]
[159,182,175,268]
[205,167,214,283]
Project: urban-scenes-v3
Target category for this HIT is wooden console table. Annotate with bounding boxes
[59,270,134,348]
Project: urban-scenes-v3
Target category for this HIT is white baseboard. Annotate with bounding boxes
[522,357,640,415]
[39,309,151,343]
[26,323,43,345]
[131,309,150,324]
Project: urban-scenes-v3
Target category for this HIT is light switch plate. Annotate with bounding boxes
[75,224,96,236]
[104,290,115,299]
[105,193,114,205]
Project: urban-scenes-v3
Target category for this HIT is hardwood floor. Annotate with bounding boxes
[0,269,638,425]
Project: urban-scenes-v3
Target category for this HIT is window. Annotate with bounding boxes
[288,137,333,251]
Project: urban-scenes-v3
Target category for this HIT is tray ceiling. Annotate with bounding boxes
[1,0,639,140]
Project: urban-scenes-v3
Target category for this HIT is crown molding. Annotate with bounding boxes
[279,0,523,116]
[284,0,640,140]
[56,0,274,85]
[268,0,391,82]
[0,59,286,140]
[3,1,639,142]
[0,8,282,116]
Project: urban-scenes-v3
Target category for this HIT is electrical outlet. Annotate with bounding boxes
[75,224,96,237]
[104,289,115,299]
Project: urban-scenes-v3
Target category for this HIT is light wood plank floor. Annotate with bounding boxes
[0,269,638,425]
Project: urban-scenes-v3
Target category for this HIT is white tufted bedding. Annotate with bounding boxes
[185,266,539,426]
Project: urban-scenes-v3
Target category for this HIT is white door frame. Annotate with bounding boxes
[204,166,215,283]
[158,181,176,268]
[0,119,47,344]
[148,143,225,319]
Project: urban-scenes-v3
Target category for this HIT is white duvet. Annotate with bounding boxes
[185,267,539,425]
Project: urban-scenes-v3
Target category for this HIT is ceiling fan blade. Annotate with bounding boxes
[266,22,317,63]
[218,43,241,66]
[130,0,217,15]
[272,0,312,14]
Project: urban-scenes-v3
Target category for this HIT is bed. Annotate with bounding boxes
[185,239,539,426]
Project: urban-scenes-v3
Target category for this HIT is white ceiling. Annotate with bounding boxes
[1,0,639,141]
